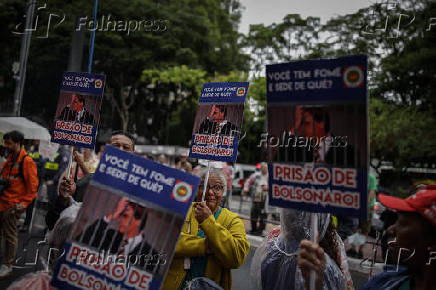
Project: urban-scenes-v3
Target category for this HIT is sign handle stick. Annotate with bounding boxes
[310,213,318,290]
[201,161,211,202]
[73,147,80,182]
[66,146,74,177]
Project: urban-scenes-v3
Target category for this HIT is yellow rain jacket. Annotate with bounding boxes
[162,205,250,290]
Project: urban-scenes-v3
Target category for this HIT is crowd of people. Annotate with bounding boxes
[0,129,435,290]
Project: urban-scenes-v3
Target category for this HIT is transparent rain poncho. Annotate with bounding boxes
[48,198,82,250]
[47,199,82,270]
[6,271,53,290]
[250,209,347,290]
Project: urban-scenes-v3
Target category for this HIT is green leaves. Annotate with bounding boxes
[242,1,436,167]
[370,97,436,169]
[141,65,207,96]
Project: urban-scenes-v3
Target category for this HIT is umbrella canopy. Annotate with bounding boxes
[0,117,51,140]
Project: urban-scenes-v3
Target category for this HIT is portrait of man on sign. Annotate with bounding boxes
[197,104,238,136]
[74,196,164,274]
[57,93,95,125]
[272,105,360,168]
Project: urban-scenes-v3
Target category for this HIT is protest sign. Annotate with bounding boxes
[51,72,106,149]
[51,145,200,290]
[266,55,368,218]
[189,82,249,162]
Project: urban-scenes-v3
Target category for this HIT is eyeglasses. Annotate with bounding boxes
[198,184,224,193]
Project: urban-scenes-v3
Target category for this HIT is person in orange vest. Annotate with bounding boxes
[0,130,38,279]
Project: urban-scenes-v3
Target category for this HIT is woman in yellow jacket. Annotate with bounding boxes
[163,168,250,290]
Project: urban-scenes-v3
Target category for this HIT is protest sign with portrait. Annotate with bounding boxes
[189,82,249,162]
[51,72,105,149]
[51,146,200,290]
[266,55,368,218]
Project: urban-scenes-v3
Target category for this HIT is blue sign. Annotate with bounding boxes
[51,71,106,149]
[51,146,200,290]
[61,71,106,96]
[267,55,367,103]
[266,55,369,219]
[190,82,248,162]
[199,82,248,103]
[94,146,200,216]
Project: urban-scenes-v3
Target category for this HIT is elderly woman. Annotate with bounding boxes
[163,168,250,290]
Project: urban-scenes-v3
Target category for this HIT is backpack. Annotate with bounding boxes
[1,153,33,187]
[0,153,32,195]
[18,154,33,187]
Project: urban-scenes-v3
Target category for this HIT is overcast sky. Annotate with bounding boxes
[238,0,372,33]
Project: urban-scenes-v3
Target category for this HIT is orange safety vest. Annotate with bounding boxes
[0,148,39,211]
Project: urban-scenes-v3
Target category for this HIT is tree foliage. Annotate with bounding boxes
[370,98,436,171]
[0,0,248,138]
[242,0,436,166]
[140,65,207,144]
[1,0,434,168]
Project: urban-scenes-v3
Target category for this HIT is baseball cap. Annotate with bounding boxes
[378,185,436,226]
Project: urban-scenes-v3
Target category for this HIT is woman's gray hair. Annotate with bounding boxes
[195,167,227,194]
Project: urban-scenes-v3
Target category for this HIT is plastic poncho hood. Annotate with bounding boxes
[250,208,347,290]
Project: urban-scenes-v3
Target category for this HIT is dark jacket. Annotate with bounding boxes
[29,150,46,182]
[80,218,161,273]
[45,174,93,230]
[44,147,71,183]
[197,118,238,137]
[58,106,95,125]
[336,216,359,240]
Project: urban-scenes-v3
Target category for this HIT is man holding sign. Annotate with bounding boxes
[45,131,134,230]
[299,185,436,290]
[51,145,201,290]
